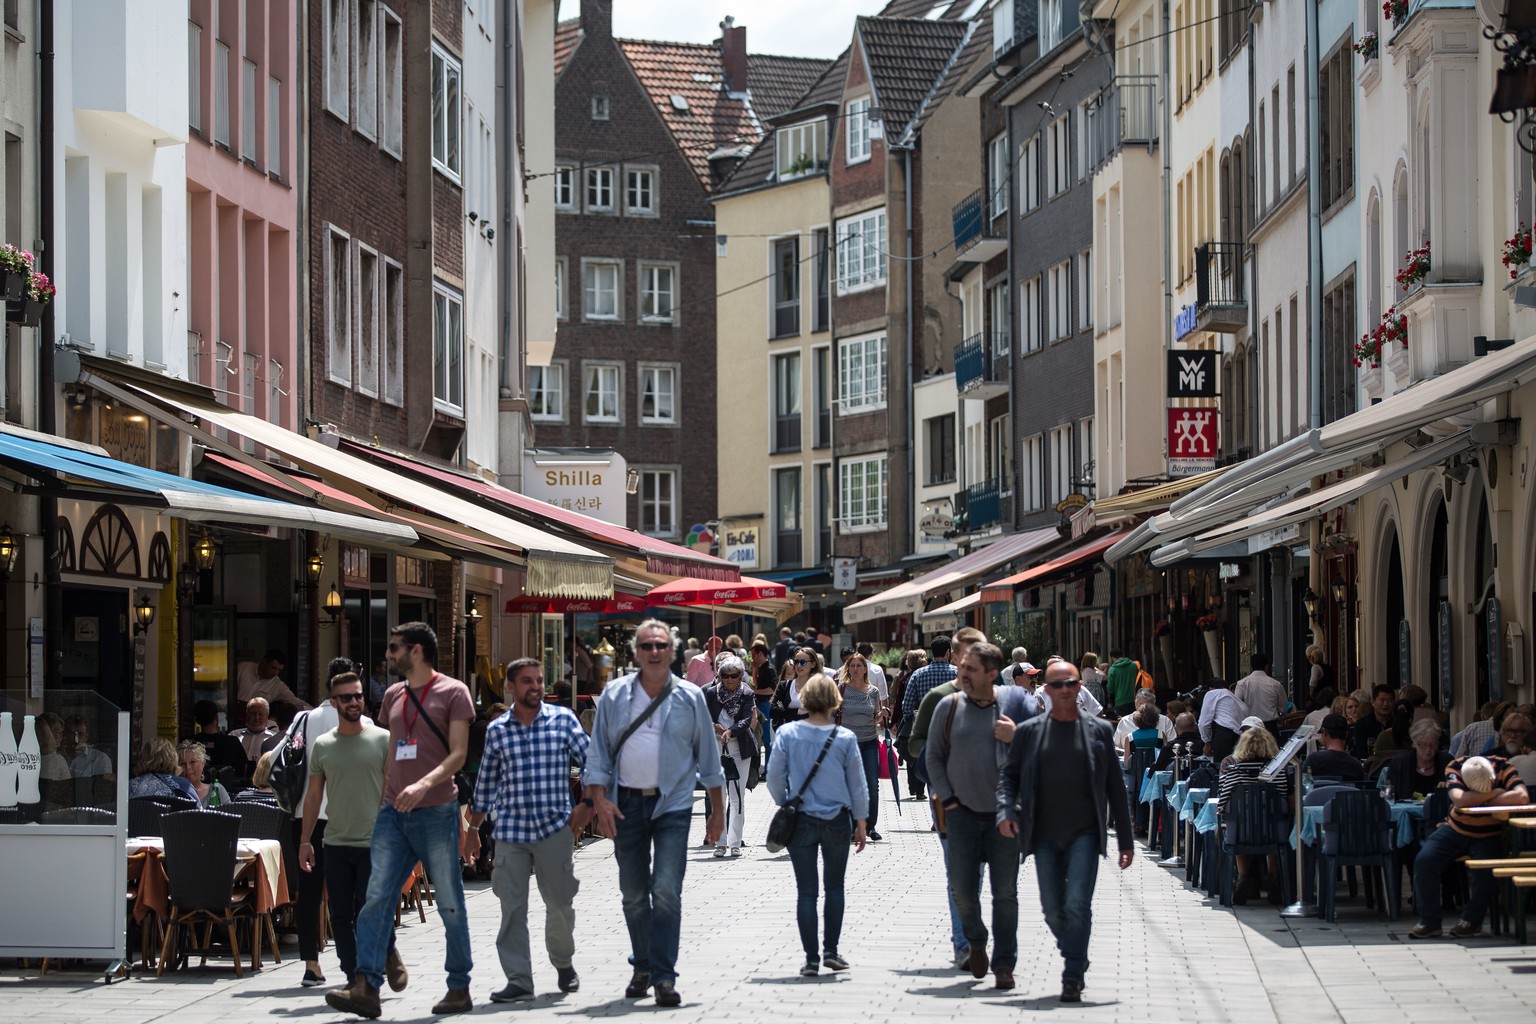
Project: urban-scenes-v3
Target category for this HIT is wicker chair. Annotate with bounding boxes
[40,806,117,825]
[156,809,250,977]
[228,801,285,841]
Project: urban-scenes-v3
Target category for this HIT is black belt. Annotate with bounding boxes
[619,786,659,798]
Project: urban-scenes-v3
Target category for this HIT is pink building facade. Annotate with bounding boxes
[185,0,298,430]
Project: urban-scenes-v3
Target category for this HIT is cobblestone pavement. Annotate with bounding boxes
[5,786,1535,1022]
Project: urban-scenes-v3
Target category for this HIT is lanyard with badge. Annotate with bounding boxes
[397,672,440,761]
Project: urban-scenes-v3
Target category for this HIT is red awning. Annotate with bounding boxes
[352,444,740,582]
[978,530,1127,603]
[505,594,649,615]
[647,575,787,606]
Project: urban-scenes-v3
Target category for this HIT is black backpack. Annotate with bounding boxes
[267,710,312,814]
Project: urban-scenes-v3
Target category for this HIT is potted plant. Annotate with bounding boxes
[1503,223,1533,279]
[1196,613,1221,676]
[0,243,33,303]
[1353,308,1408,368]
[16,270,54,327]
[1395,241,1431,291]
[1383,0,1408,25]
[1353,32,1378,59]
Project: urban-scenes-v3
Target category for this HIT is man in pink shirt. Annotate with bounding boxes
[685,636,723,686]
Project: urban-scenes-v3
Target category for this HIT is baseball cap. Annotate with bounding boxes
[1019,662,1041,676]
[1239,715,1267,732]
[1320,713,1350,738]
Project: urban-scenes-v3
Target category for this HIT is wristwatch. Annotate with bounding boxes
[580,797,595,808]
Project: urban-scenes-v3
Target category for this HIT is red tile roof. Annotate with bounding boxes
[554,18,582,79]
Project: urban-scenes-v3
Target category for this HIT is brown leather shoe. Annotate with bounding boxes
[324,977,382,1019]
[967,944,988,979]
[994,970,1015,990]
[431,988,473,1014]
[385,948,408,992]
[654,982,681,1007]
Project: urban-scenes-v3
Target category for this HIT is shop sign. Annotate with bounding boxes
[1054,493,1089,514]
[522,450,628,526]
[1486,597,1504,702]
[1167,407,1218,475]
[1174,303,1198,340]
[833,557,858,592]
[1437,601,1453,712]
[1218,562,1242,580]
[723,526,759,568]
[1166,350,1218,398]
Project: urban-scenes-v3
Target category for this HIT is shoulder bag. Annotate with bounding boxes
[765,729,839,853]
[403,682,475,805]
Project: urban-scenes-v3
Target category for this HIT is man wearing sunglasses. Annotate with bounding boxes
[300,671,400,994]
[998,661,1133,1004]
[582,619,725,1008]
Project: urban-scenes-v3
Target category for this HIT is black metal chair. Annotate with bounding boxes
[1318,789,1399,922]
[1126,746,1159,832]
[156,809,250,977]
[40,806,117,825]
[228,801,285,842]
[1219,783,1293,908]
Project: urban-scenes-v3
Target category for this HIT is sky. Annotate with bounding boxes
[611,1,896,60]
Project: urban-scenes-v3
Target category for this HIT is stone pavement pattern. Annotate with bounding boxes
[5,786,1535,1022]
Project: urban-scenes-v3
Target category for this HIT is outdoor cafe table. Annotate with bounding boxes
[128,836,290,925]
[1462,804,1536,855]
[1291,800,1425,848]
[1139,769,1174,805]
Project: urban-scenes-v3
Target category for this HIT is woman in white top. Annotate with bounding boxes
[772,647,828,726]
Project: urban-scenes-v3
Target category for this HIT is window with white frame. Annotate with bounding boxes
[1045,115,1070,198]
[583,362,621,423]
[432,285,464,415]
[553,165,574,209]
[325,0,349,118]
[1040,0,1063,52]
[242,58,257,159]
[838,334,886,413]
[1020,434,1043,510]
[776,119,827,179]
[639,263,675,323]
[430,44,461,178]
[591,94,611,121]
[356,245,379,397]
[586,166,614,211]
[839,455,888,530]
[355,0,378,139]
[988,133,1010,219]
[1049,424,1073,504]
[381,9,403,154]
[528,363,566,422]
[1076,96,1093,180]
[1078,416,1096,487]
[639,364,677,424]
[771,237,800,338]
[845,97,872,163]
[268,359,284,423]
[189,22,203,131]
[639,468,677,537]
[1019,276,1041,352]
[383,258,403,404]
[215,38,230,146]
[1019,134,1040,212]
[326,229,352,385]
[990,412,1013,486]
[1047,260,1071,341]
[554,258,567,320]
[583,260,620,320]
[834,208,886,294]
[626,167,656,214]
[988,280,1010,355]
[1077,248,1092,330]
[268,77,283,176]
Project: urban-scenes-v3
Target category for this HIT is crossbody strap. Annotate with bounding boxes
[791,730,839,805]
[612,679,675,764]
[403,682,453,752]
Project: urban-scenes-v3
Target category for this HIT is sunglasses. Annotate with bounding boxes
[386,641,411,652]
[637,641,670,651]
[718,672,742,679]
[334,693,366,703]
[1044,679,1079,689]
[794,659,810,666]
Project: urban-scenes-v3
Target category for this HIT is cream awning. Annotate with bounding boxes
[843,527,1061,624]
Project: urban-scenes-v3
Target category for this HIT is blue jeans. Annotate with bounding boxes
[857,739,880,834]
[756,698,773,759]
[786,812,851,961]
[946,807,1020,971]
[1413,825,1503,928]
[353,801,471,991]
[1033,831,1100,985]
[614,790,691,986]
[937,832,970,954]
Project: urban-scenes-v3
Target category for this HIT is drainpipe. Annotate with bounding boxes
[38,0,60,692]
[1246,4,1259,459]
[1160,0,1173,432]
[904,147,916,560]
[1304,0,1323,432]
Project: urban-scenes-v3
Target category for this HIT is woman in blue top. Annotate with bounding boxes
[128,737,199,803]
[1121,702,1163,767]
[767,676,868,978]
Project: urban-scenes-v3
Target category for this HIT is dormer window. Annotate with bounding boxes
[776,119,828,180]
[592,94,610,121]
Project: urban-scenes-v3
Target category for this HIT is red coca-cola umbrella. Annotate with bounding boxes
[645,575,787,606]
[504,594,649,615]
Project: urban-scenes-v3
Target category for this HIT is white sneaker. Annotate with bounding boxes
[713,846,727,859]
[729,847,742,858]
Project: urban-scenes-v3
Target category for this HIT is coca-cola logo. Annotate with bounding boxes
[15,752,37,772]
[0,750,14,767]
[713,590,739,600]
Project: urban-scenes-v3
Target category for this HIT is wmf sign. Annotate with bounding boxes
[1166,350,1218,399]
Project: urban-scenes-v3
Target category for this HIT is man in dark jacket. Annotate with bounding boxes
[997,661,1133,1004]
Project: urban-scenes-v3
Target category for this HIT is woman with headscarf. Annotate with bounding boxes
[704,653,759,858]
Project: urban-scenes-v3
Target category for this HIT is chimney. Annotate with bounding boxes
[720,16,747,94]
[581,0,612,39]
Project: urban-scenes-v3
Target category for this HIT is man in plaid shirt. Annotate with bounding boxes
[466,658,592,1002]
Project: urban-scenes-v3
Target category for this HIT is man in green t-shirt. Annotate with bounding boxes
[1103,649,1140,716]
[300,671,400,993]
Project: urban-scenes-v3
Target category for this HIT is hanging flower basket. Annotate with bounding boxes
[1503,224,1533,280]
[1154,619,1171,638]
[1383,0,1408,25]
[0,243,53,327]
[1395,241,1431,291]
[1195,612,1219,633]
[1354,32,1378,59]
[1353,308,1407,367]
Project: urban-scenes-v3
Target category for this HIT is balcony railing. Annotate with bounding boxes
[1084,76,1158,176]
[773,413,802,453]
[952,189,1006,262]
[1194,242,1248,332]
[963,480,1002,532]
[954,334,1009,400]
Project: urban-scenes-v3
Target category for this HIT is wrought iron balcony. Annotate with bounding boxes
[952,189,1007,263]
[962,480,1002,532]
[1194,242,1248,333]
[954,334,1009,400]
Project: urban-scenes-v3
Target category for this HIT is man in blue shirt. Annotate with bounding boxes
[582,619,724,1008]
[466,658,591,1003]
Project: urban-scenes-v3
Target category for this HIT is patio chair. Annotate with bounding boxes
[156,809,249,977]
[1219,783,1292,908]
[1319,789,1398,922]
[228,801,284,842]
[40,806,116,825]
